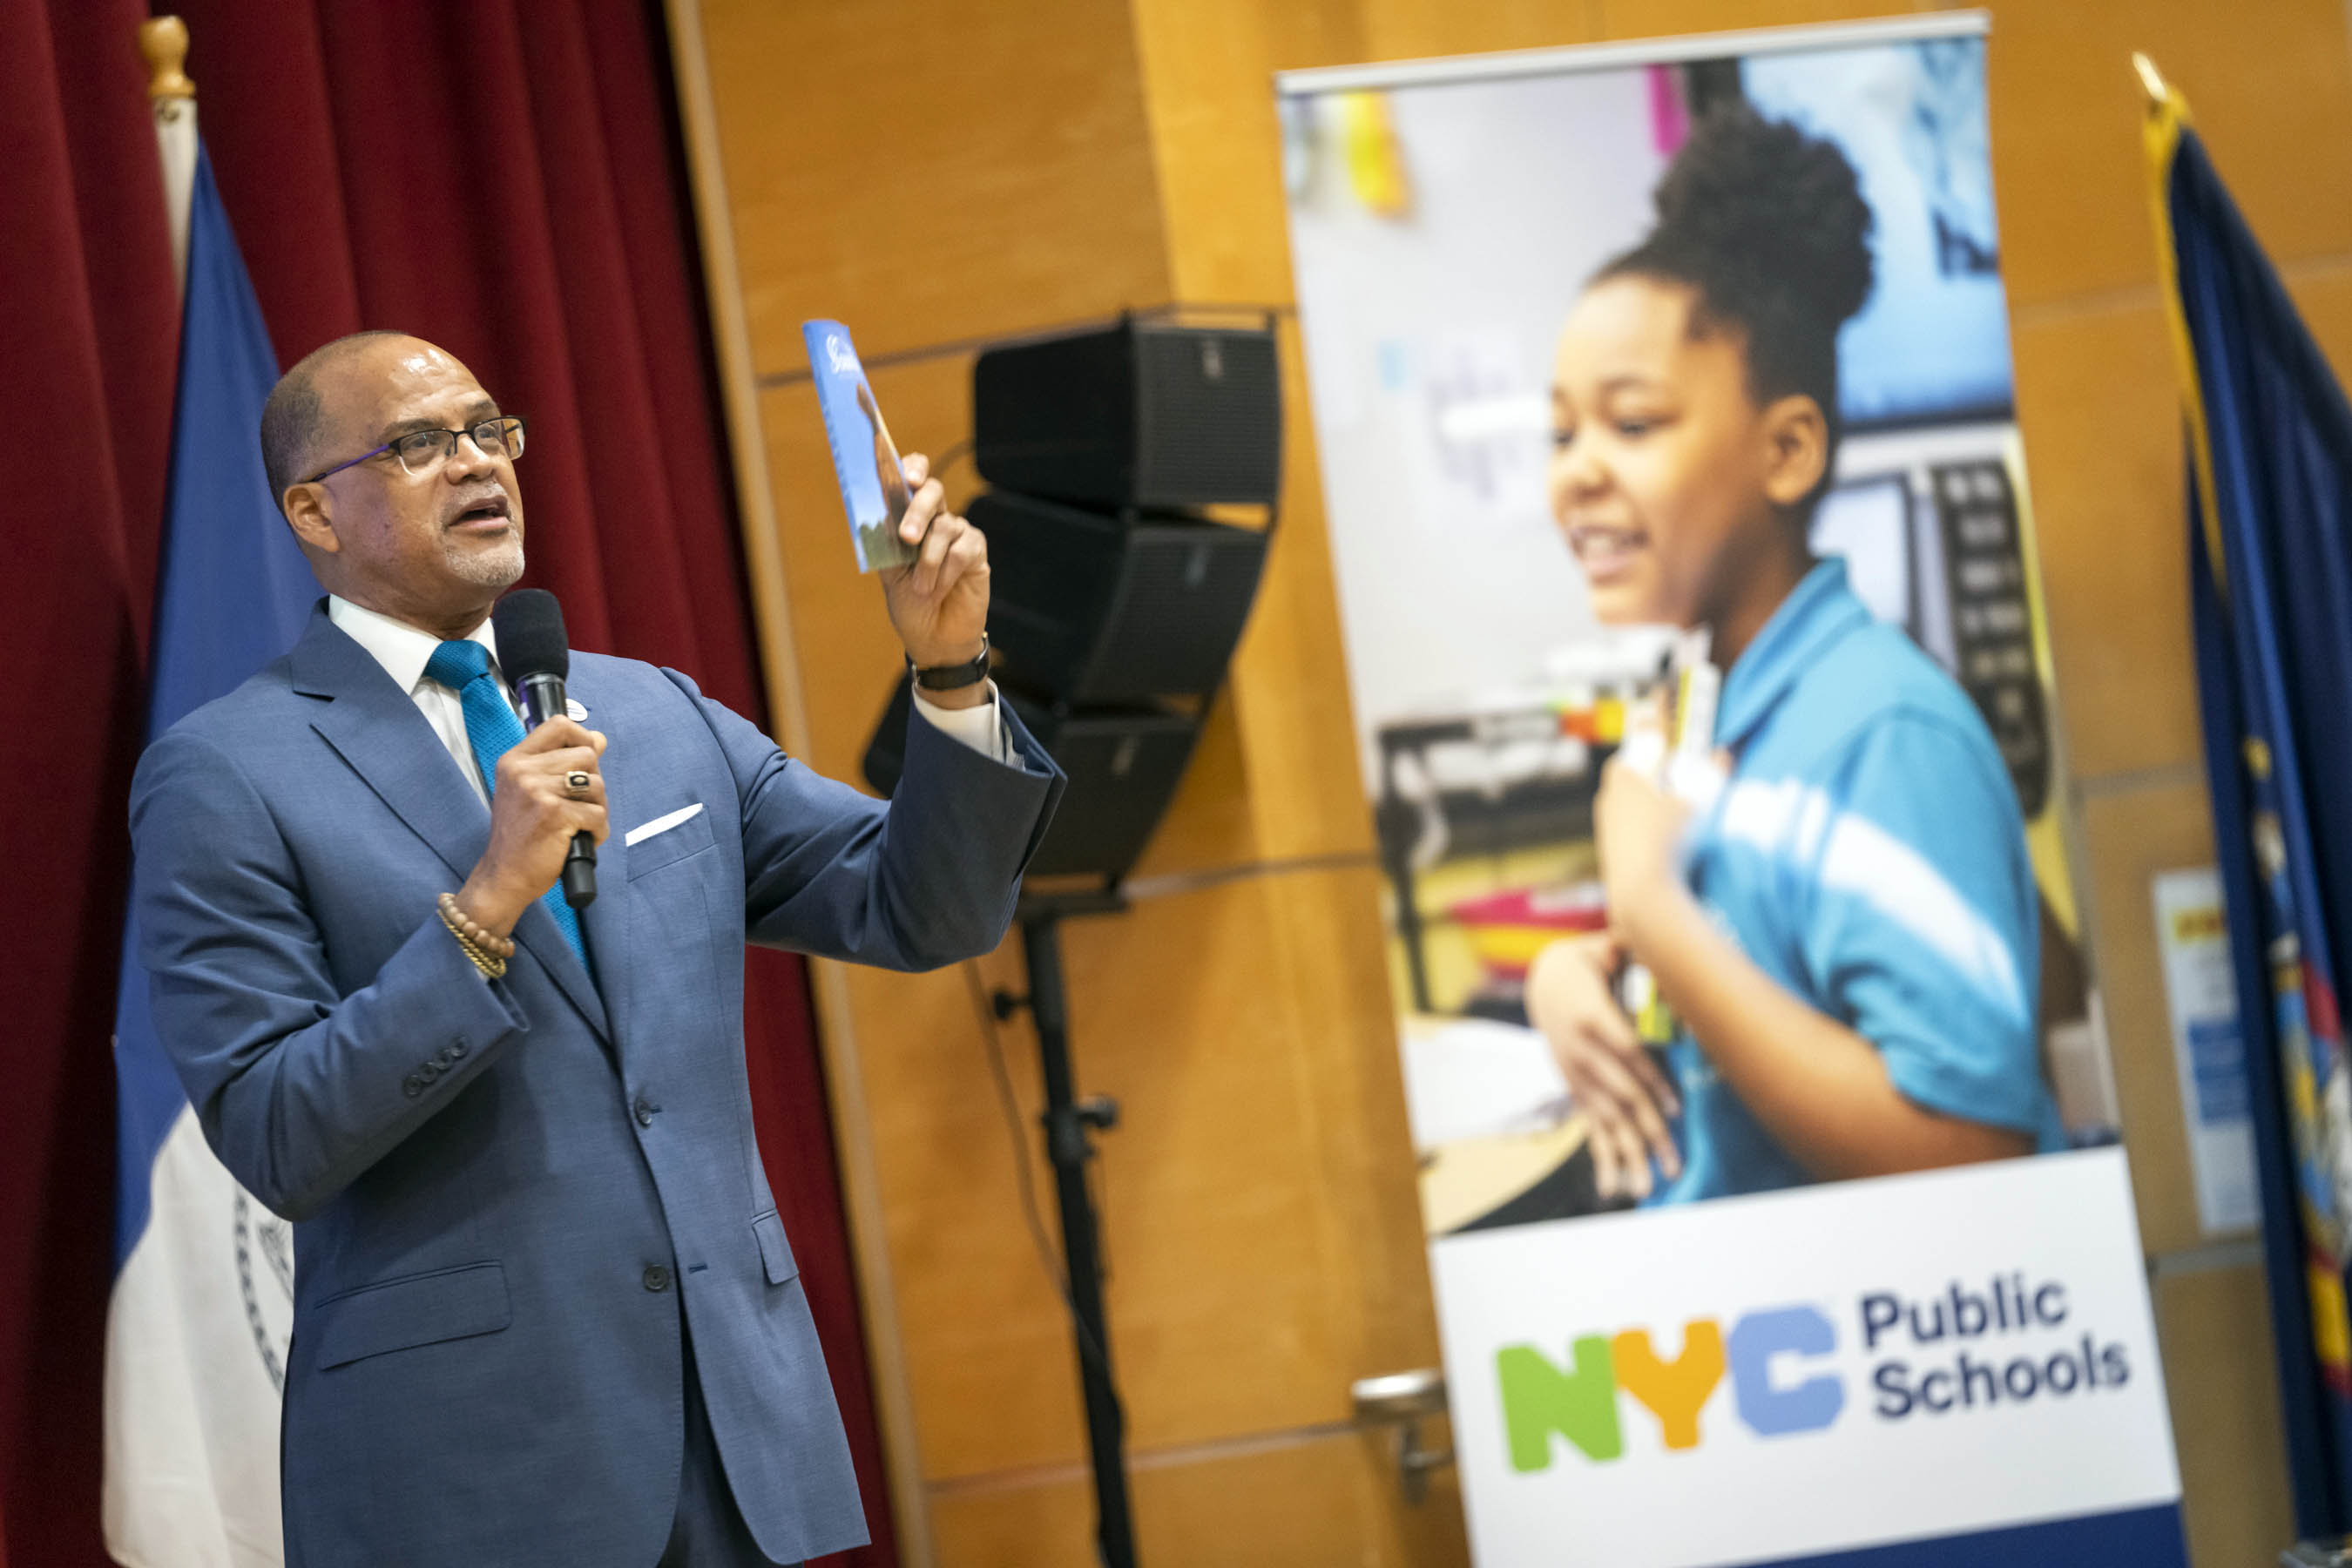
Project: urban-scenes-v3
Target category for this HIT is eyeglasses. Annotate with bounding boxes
[304,416,527,483]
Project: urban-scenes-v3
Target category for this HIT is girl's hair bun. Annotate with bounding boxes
[1645,103,1875,331]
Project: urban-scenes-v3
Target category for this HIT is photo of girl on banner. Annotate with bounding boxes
[1285,33,2115,1234]
[1533,104,2065,1206]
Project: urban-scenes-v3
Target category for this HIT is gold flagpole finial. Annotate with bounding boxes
[139,17,195,104]
[2132,53,2171,113]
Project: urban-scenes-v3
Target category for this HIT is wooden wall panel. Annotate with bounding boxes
[2078,781,2220,1259]
[699,0,1172,376]
[1254,864,1442,1371]
[1592,0,1918,44]
[2154,1264,2298,1568]
[2010,303,2200,781]
[1218,321,1382,862]
[1127,0,1360,307]
[931,1427,1470,1568]
[1355,0,1589,64]
[1989,0,2352,308]
[847,950,1090,1482]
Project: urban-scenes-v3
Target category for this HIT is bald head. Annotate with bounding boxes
[259,329,425,513]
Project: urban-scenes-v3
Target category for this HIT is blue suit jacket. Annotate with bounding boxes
[129,606,1062,1566]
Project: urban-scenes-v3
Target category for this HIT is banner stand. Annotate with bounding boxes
[1279,16,2190,1563]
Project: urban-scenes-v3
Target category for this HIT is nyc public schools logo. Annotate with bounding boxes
[1497,1274,2133,1470]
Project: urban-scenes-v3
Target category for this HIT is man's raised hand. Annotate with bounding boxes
[880,452,990,700]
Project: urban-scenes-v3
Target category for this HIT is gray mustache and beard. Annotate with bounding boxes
[443,530,524,589]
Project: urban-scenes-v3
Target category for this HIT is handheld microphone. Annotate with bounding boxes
[490,588,597,909]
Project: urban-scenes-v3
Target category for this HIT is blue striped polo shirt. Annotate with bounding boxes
[1647,557,2066,1205]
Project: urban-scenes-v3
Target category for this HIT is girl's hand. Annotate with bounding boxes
[1595,753,1696,948]
[1525,933,1683,1200]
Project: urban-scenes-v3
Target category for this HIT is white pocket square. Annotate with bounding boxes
[624,802,704,848]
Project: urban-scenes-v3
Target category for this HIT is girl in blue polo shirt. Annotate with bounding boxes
[1524,105,2065,1206]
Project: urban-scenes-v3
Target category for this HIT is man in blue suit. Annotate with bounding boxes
[129,331,1062,1565]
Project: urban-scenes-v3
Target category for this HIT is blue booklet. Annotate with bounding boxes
[803,320,917,573]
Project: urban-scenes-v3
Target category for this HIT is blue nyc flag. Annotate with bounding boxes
[104,144,314,1563]
[2152,81,2352,1536]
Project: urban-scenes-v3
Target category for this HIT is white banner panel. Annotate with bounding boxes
[1435,1147,2178,1565]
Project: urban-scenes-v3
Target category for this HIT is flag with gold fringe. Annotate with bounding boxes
[2150,61,2352,1536]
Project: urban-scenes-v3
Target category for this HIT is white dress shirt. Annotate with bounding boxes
[327,596,1004,808]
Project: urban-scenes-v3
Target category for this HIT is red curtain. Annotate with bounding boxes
[0,3,178,1566]
[0,3,895,1563]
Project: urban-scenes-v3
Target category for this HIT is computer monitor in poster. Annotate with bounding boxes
[1742,39,2018,428]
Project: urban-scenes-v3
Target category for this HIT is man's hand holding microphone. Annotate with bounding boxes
[454,720,610,937]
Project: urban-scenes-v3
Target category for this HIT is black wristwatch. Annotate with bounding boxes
[909,633,991,693]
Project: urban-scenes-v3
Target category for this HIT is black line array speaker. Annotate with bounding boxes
[861,676,1198,882]
[974,490,1270,706]
[863,314,1281,887]
[974,317,1282,508]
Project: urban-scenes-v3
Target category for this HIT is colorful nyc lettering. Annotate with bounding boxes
[1497,1305,1842,1470]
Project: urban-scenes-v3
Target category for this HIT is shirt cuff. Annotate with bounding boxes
[910,680,1009,764]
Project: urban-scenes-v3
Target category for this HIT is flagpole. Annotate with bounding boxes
[139,17,198,292]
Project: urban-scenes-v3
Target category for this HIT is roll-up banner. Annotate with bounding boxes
[1278,16,2190,1565]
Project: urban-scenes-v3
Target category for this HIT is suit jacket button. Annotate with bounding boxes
[448,1037,469,1058]
[402,1075,423,1098]
[643,1265,671,1293]
[633,1095,657,1127]
[419,1062,442,1082]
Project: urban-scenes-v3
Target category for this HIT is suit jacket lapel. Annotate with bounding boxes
[292,609,612,1043]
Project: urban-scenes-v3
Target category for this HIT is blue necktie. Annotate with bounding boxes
[422,639,590,972]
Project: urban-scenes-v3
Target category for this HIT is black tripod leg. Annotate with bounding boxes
[1022,913,1137,1568]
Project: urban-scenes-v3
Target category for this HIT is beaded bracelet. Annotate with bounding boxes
[436,895,509,980]
[438,917,504,981]
[443,925,504,981]
[436,895,512,973]
[437,892,517,959]
[444,928,504,981]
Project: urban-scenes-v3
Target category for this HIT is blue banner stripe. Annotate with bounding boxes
[1734,1503,2188,1568]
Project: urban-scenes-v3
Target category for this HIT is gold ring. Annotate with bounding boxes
[565,771,592,795]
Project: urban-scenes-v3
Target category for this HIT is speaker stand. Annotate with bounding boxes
[996,885,1136,1567]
